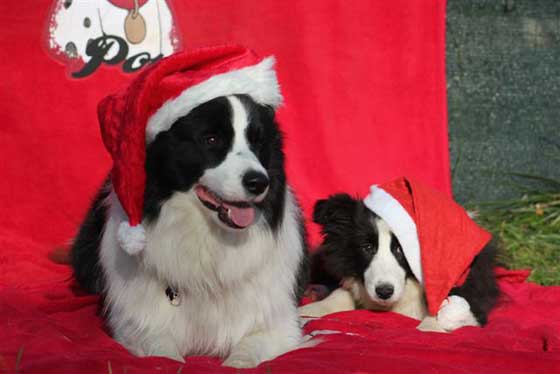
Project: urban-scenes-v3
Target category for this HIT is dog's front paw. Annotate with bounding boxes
[118,334,185,362]
[437,295,479,332]
[222,353,259,368]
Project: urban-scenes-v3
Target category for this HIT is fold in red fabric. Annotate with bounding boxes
[3,263,560,373]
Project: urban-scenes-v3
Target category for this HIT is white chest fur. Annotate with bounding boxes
[99,189,304,362]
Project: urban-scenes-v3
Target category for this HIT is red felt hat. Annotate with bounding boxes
[363,177,491,315]
[98,45,283,255]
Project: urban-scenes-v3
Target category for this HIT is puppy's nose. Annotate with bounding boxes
[375,284,394,300]
[242,170,269,195]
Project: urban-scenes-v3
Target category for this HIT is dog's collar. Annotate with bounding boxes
[165,286,181,306]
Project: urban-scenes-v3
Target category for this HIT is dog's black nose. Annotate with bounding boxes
[242,170,269,195]
[375,284,394,300]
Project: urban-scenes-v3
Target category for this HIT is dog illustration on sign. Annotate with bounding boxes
[45,0,181,77]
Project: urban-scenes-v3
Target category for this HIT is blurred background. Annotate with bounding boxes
[447,0,559,284]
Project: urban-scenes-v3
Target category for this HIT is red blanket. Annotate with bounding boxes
[2,1,559,373]
[3,264,560,373]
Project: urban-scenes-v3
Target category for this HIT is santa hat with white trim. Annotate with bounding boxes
[363,177,491,315]
[97,45,283,255]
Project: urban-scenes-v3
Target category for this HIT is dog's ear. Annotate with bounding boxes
[312,199,330,225]
[313,193,359,227]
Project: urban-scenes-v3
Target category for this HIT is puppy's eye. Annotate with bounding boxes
[393,244,404,256]
[361,243,375,254]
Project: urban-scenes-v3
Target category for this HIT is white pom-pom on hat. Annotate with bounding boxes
[117,221,146,255]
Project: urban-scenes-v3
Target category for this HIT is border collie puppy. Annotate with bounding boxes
[71,94,308,367]
[299,194,499,332]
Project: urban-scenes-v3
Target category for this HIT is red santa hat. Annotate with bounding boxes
[363,177,491,315]
[97,45,283,255]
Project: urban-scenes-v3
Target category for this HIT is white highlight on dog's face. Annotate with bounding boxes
[363,218,407,307]
[199,96,269,205]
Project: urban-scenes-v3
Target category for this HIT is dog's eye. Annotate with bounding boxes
[202,134,221,147]
[361,243,375,254]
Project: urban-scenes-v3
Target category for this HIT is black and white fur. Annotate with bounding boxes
[299,194,498,332]
[72,95,308,367]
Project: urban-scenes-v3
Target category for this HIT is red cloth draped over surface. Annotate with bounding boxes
[2,1,559,373]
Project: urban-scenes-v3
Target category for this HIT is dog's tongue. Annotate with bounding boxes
[223,202,255,228]
[195,186,256,228]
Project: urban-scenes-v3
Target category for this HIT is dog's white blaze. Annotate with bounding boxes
[229,95,251,152]
[363,218,407,305]
[199,96,268,204]
[100,186,304,365]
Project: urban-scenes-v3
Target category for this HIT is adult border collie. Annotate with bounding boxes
[71,94,308,367]
[299,194,498,332]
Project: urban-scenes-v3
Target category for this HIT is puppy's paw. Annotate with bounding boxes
[437,295,479,332]
[298,302,330,318]
[299,287,356,319]
[222,353,259,368]
[416,316,448,333]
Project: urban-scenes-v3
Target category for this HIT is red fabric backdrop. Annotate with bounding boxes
[2,1,559,373]
[0,0,450,253]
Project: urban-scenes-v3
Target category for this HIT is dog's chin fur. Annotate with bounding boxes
[71,95,309,368]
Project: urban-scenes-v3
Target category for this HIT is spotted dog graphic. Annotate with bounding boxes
[45,0,181,78]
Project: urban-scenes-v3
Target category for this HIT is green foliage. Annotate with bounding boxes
[470,188,560,285]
